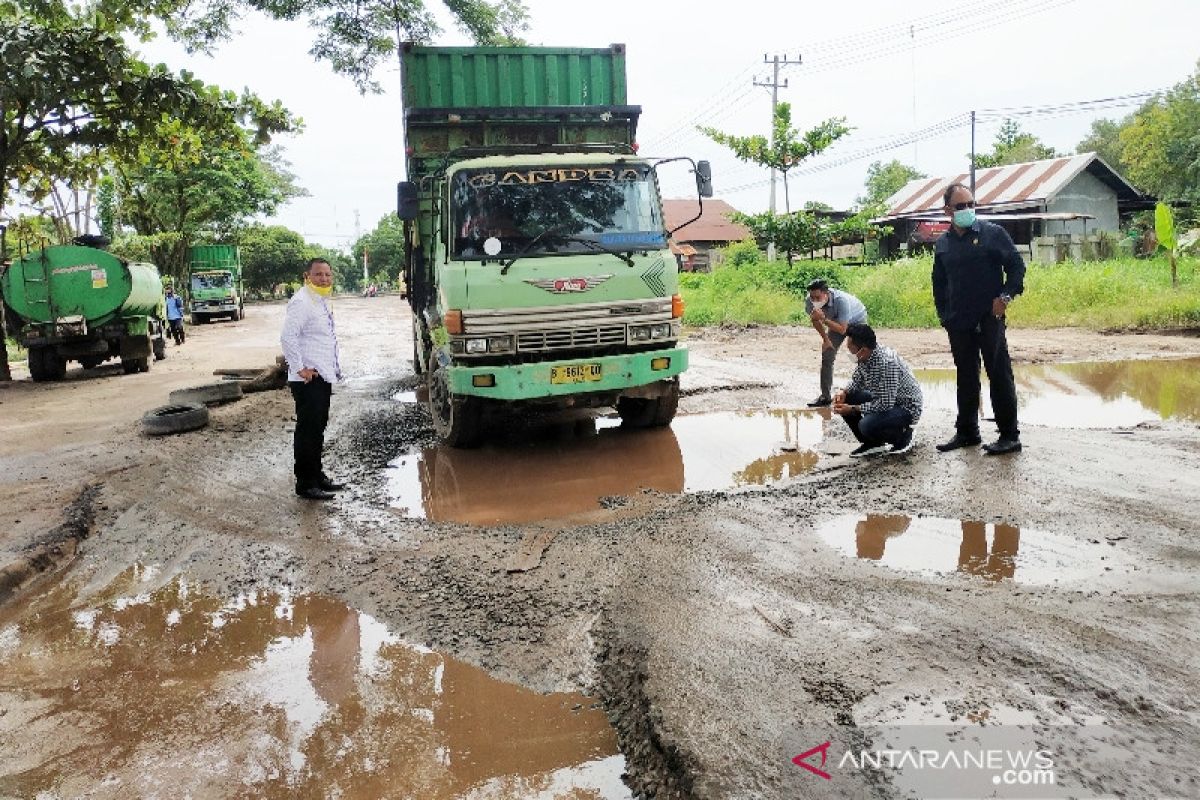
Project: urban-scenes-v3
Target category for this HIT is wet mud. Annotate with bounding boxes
[3,297,1200,799]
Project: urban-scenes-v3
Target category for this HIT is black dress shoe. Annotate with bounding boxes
[935,432,982,452]
[318,475,346,491]
[807,396,832,408]
[982,437,1022,455]
[296,485,335,500]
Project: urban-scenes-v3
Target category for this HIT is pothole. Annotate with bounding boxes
[815,513,1127,585]
[0,567,630,799]
[385,408,828,525]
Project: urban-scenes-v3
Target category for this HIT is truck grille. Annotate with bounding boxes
[518,325,627,352]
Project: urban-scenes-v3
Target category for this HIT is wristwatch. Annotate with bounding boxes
[999,293,1013,304]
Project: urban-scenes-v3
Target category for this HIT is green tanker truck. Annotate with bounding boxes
[1,245,168,381]
[187,244,244,324]
[397,43,712,446]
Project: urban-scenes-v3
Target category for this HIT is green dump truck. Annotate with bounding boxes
[187,244,244,324]
[1,244,168,381]
[397,43,711,446]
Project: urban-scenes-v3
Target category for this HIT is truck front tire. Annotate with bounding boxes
[429,364,482,448]
[617,379,680,428]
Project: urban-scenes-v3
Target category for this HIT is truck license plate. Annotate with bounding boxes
[550,363,603,384]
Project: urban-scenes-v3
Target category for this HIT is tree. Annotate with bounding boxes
[353,214,407,283]
[700,103,850,216]
[856,160,926,212]
[165,0,531,92]
[971,119,1057,168]
[1076,118,1128,173]
[0,13,286,223]
[700,103,850,261]
[112,128,305,283]
[237,224,315,292]
[1119,62,1200,212]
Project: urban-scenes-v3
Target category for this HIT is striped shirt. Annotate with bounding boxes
[281,286,343,384]
[845,345,923,423]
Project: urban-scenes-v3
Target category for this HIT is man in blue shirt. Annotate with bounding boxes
[932,183,1025,456]
[164,287,185,345]
[805,279,869,407]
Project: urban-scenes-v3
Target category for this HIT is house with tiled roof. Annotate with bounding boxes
[662,198,752,271]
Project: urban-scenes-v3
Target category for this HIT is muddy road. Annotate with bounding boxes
[2,296,1199,799]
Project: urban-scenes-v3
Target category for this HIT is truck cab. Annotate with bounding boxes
[398,44,711,447]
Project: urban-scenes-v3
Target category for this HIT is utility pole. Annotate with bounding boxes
[969,111,977,196]
[355,209,368,285]
[754,53,802,262]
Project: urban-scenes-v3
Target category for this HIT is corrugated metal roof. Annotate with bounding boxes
[663,199,752,243]
[880,153,1142,222]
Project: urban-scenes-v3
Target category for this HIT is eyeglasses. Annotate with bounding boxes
[951,201,976,210]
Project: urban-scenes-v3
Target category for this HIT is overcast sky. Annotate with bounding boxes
[138,0,1200,248]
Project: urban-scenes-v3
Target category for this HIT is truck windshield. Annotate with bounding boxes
[451,164,666,260]
[192,273,232,291]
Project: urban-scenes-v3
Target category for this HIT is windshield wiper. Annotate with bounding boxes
[500,224,566,274]
[501,228,636,273]
[561,235,636,267]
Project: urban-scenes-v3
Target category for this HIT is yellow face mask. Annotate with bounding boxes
[307,279,333,297]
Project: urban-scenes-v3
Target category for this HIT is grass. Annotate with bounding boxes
[5,337,26,363]
[679,251,1200,330]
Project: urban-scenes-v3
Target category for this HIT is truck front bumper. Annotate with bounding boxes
[447,346,688,401]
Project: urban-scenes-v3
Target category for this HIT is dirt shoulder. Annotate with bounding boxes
[687,324,1200,370]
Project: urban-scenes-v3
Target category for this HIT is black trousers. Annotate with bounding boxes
[841,388,914,447]
[290,378,332,487]
[946,314,1019,439]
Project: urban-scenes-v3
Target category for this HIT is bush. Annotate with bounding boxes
[677,248,1200,330]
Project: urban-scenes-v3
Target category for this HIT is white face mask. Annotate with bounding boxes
[811,297,827,309]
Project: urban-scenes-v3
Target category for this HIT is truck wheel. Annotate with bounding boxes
[169,381,244,406]
[618,379,680,428]
[122,357,149,374]
[429,364,482,448]
[190,313,202,325]
[141,403,209,436]
[153,337,167,361]
[28,346,66,382]
[412,335,425,377]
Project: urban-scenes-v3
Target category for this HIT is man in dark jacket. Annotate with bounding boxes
[932,183,1025,455]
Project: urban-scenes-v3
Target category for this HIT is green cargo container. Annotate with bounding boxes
[2,245,168,381]
[397,44,712,447]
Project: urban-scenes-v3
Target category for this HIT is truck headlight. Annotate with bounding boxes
[487,336,513,353]
[465,338,488,354]
[629,323,673,343]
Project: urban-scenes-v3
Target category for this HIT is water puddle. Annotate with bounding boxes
[385,409,825,525]
[0,567,628,799]
[816,514,1122,585]
[916,357,1200,427]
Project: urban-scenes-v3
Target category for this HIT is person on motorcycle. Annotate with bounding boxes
[165,287,186,345]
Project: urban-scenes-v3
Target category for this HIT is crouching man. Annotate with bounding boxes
[832,323,923,457]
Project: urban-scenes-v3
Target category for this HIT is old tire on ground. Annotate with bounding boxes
[169,381,243,406]
[28,346,67,382]
[617,379,680,428]
[429,364,482,448]
[142,403,209,436]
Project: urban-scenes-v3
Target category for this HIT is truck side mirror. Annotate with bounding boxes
[696,161,713,198]
[397,181,419,221]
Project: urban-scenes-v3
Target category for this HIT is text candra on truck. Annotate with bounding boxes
[396,42,713,447]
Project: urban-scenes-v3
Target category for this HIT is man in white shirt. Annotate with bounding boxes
[281,258,346,500]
